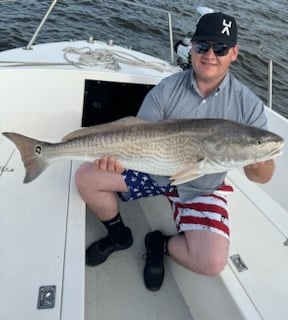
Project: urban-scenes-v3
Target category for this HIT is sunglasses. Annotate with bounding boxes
[194,41,231,56]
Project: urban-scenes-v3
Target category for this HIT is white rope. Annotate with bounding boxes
[62,46,180,72]
[63,46,120,70]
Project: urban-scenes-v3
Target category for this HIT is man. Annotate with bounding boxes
[76,12,275,291]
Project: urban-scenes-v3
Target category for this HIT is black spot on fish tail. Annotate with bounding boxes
[35,145,42,155]
[2,132,48,183]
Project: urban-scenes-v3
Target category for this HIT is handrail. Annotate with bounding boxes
[25,0,181,63]
[26,0,58,50]
[267,60,273,109]
[258,45,288,110]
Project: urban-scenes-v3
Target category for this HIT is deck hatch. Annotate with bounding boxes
[82,80,154,127]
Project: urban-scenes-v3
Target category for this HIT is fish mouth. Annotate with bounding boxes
[268,144,284,159]
[271,150,283,158]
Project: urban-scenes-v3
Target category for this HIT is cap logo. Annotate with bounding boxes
[221,19,232,36]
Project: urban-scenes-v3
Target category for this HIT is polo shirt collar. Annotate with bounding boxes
[190,70,231,96]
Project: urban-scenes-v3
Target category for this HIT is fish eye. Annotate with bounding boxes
[257,140,262,145]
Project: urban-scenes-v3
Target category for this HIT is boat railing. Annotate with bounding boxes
[25,0,58,51]
[267,59,273,109]
[26,0,182,64]
[260,51,288,110]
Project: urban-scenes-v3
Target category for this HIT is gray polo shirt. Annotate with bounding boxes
[137,70,267,201]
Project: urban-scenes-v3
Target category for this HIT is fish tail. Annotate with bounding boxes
[2,132,48,183]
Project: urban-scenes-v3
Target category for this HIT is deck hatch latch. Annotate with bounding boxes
[37,285,56,309]
[230,254,248,272]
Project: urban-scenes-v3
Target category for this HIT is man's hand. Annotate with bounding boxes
[243,159,275,184]
[93,157,124,174]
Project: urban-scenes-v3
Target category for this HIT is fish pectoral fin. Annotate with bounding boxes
[169,160,206,185]
[62,117,148,141]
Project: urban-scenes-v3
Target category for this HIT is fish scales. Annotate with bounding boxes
[46,125,194,175]
[46,121,190,160]
[1,117,284,184]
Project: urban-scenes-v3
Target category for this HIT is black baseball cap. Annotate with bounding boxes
[192,12,238,46]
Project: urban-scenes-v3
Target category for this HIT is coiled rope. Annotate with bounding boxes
[62,46,179,72]
[63,47,120,70]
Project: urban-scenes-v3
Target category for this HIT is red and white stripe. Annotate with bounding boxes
[167,185,234,239]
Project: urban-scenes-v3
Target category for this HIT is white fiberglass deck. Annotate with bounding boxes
[0,139,85,320]
[85,202,193,320]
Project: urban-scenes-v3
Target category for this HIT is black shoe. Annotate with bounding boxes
[86,227,133,266]
[143,231,165,291]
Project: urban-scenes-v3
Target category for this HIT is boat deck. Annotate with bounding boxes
[85,202,193,320]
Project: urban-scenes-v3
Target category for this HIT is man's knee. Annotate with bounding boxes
[183,231,229,277]
[191,255,227,277]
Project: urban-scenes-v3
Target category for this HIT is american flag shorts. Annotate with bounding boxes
[119,170,234,239]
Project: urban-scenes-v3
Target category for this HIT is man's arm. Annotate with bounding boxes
[243,159,275,184]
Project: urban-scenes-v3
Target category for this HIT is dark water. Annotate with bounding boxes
[0,0,287,117]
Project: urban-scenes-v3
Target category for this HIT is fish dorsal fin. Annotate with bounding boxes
[169,159,206,185]
[62,116,148,141]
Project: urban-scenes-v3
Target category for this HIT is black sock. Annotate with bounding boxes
[102,213,129,243]
[149,232,171,255]
[163,236,171,256]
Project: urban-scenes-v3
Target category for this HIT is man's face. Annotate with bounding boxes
[191,41,239,84]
